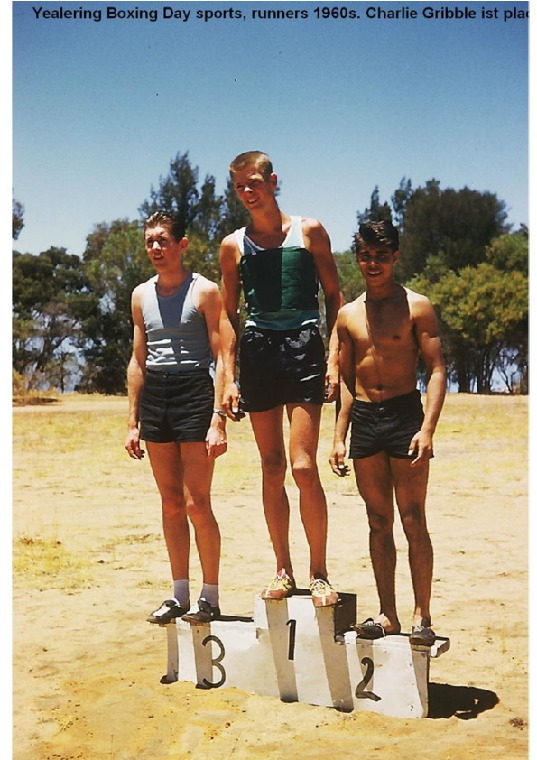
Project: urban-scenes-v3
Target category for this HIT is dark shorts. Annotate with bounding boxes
[239,325,326,412]
[349,389,425,460]
[139,369,213,444]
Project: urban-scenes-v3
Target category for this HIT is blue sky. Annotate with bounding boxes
[11,1,529,256]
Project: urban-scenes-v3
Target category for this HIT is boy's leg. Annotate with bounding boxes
[287,402,328,578]
[146,441,190,582]
[249,406,293,579]
[391,457,433,627]
[181,442,220,587]
[146,441,191,622]
[178,441,223,623]
[353,452,401,634]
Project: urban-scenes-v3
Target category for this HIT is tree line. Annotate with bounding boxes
[13,152,528,396]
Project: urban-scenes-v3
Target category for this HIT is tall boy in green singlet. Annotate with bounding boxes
[219,151,341,606]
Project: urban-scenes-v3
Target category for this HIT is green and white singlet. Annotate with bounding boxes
[236,216,320,331]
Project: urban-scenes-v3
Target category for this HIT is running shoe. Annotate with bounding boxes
[147,598,189,625]
[181,598,221,624]
[409,623,436,646]
[309,575,338,607]
[261,569,296,600]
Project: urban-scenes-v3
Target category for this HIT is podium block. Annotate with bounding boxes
[162,592,449,718]
[253,591,357,709]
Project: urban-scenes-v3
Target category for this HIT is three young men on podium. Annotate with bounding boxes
[126,154,445,646]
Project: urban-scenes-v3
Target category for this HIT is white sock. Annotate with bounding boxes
[200,583,219,607]
[173,579,190,608]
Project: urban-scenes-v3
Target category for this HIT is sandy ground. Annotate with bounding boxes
[12,393,528,759]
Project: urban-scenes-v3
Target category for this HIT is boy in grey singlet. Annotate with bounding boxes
[125,211,228,625]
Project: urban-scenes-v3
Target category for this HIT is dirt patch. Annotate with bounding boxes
[12,393,528,759]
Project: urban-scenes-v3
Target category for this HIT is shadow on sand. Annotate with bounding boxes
[428,682,499,719]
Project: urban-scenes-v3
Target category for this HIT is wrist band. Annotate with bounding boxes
[213,409,227,418]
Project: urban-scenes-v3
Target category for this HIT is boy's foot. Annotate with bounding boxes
[261,569,296,600]
[309,575,338,607]
[352,617,401,639]
[147,598,189,625]
[181,598,221,624]
[410,621,436,646]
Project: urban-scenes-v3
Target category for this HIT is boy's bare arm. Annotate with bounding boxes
[218,236,243,419]
[306,219,341,401]
[329,310,354,476]
[407,296,447,465]
[125,287,147,460]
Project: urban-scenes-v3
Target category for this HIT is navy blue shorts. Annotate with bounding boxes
[139,369,213,444]
[349,390,425,460]
[239,325,326,412]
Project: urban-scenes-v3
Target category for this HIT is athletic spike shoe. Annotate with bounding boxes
[261,569,296,600]
[309,575,338,607]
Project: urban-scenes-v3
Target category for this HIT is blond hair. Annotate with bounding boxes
[229,151,273,180]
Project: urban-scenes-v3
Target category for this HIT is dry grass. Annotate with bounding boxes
[13,391,528,580]
[13,536,89,589]
[11,392,529,760]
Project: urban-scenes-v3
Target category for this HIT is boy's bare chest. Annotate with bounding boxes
[353,299,414,347]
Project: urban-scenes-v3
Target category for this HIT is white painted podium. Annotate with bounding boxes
[160,591,449,718]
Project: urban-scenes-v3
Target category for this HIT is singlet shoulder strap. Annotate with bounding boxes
[188,272,201,299]
[142,274,158,300]
[235,227,246,254]
[285,216,305,248]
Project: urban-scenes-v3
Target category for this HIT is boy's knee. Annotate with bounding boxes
[367,510,394,533]
[400,504,427,536]
[186,497,211,522]
[161,493,185,518]
[290,457,317,487]
[261,452,287,480]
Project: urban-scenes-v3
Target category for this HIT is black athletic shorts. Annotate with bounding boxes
[139,369,213,443]
[349,389,426,460]
[239,325,326,412]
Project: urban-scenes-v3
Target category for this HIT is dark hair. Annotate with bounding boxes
[355,220,399,254]
[144,211,186,242]
[229,151,273,180]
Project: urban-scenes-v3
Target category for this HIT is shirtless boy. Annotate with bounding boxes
[219,151,341,606]
[330,220,446,644]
